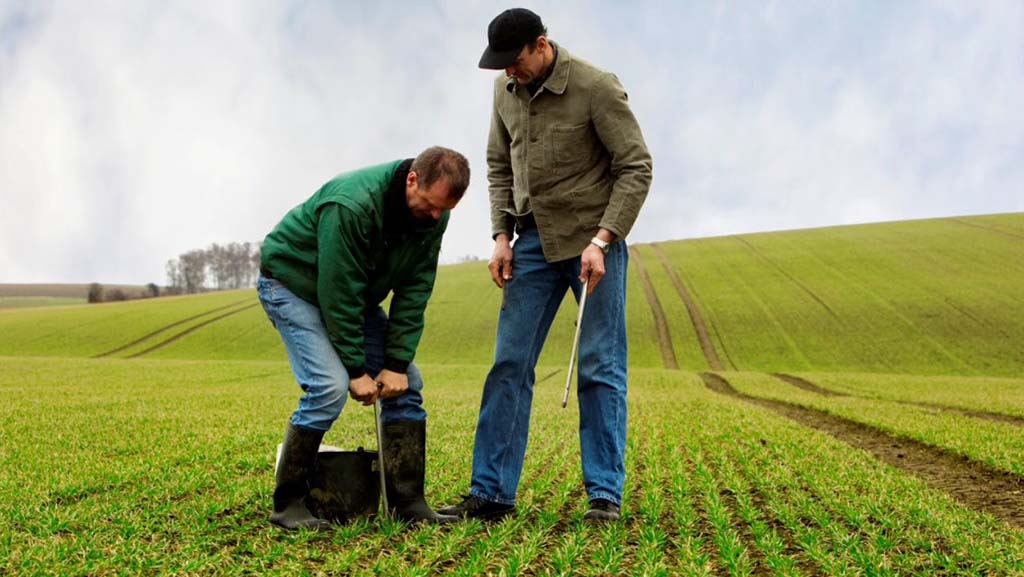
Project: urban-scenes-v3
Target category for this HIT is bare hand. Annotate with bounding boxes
[349,374,379,406]
[375,369,409,399]
[489,234,514,288]
[579,244,606,294]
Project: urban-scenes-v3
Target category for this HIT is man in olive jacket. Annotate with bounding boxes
[441,9,652,522]
[258,146,470,529]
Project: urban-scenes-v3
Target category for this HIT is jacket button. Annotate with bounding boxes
[531,136,538,143]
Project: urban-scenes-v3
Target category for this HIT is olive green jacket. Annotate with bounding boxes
[260,160,448,378]
[487,42,653,261]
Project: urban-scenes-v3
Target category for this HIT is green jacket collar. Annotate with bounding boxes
[385,158,441,236]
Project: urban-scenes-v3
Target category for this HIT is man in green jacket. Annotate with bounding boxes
[441,9,652,522]
[257,146,470,529]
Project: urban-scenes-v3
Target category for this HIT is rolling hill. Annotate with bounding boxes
[1,212,1021,376]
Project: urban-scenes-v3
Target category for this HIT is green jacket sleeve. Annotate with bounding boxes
[316,203,371,379]
[384,215,448,372]
[591,72,653,240]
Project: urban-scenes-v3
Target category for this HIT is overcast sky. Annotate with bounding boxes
[1,1,1022,284]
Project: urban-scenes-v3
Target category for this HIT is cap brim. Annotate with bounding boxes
[478,45,522,70]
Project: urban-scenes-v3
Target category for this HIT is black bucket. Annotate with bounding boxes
[307,447,380,522]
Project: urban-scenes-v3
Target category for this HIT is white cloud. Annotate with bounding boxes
[0,1,1021,282]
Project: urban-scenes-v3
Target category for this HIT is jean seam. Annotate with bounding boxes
[281,309,314,387]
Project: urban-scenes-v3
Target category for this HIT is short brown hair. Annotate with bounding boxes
[411,146,471,200]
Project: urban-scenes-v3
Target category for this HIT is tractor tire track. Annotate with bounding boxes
[772,373,1024,426]
[732,235,840,320]
[701,372,1024,529]
[126,303,261,358]
[649,244,725,371]
[92,299,254,358]
[629,247,679,369]
[772,373,848,398]
[950,218,1024,241]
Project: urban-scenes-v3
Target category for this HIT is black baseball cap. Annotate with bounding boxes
[478,8,545,70]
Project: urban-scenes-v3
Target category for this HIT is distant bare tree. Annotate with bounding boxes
[87,283,104,303]
[146,283,160,298]
[179,249,207,294]
[166,259,184,292]
[164,241,261,293]
[227,242,250,288]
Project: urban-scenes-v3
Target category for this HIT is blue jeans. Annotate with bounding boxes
[257,275,426,431]
[469,227,629,506]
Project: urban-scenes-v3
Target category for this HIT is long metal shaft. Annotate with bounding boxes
[373,390,389,515]
[562,279,589,408]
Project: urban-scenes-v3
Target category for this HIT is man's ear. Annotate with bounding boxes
[407,170,418,188]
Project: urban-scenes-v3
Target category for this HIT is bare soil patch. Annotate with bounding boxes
[772,373,848,397]
[649,243,726,370]
[629,247,679,369]
[773,373,1024,426]
[701,372,1024,529]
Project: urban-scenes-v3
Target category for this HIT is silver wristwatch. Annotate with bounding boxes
[590,236,611,254]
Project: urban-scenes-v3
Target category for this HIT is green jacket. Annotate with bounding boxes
[260,159,448,378]
[487,42,653,262]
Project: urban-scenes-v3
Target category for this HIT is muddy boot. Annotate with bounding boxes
[270,422,332,531]
[382,420,457,523]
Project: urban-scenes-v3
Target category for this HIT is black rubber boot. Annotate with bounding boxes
[382,420,457,523]
[270,422,332,531]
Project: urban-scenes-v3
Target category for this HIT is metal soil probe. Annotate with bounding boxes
[562,279,589,408]
[373,384,389,515]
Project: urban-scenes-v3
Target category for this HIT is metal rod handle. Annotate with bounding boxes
[562,279,588,408]
[373,384,389,516]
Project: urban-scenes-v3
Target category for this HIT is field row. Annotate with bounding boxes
[3,358,1023,576]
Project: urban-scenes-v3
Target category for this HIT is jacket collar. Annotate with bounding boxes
[385,158,438,237]
[505,41,571,96]
[542,42,570,95]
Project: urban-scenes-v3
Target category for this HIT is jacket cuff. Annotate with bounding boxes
[346,366,367,380]
[383,356,410,374]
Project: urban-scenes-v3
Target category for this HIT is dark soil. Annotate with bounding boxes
[772,373,848,397]
[649,243,726,370]
[629,247,679,370]
[772,373,1024,426]
[701,372,1024,529]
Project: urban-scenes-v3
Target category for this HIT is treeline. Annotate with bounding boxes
[165,242,261,294]
[88,283,161,303]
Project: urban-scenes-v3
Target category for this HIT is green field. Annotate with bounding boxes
[0,296,86,309]
[2,213,1023,575]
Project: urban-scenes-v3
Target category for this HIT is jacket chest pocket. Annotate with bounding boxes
[550,122,596,167]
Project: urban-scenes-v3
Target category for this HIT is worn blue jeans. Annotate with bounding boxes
[469,227,629,506]
[256,275,426,431]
